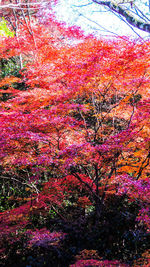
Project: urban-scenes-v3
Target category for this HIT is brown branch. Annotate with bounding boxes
[92,0,150,33]
[51,205,67,222]
[70,170,102,202]
[136,152,150,179]
[0,175,39,194]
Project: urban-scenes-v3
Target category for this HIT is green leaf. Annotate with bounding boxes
[0,18,14,37]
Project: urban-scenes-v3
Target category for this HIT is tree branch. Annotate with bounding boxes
[136,151,150,179]
[92,0,150,33]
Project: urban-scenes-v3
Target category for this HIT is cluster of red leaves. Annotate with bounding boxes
[0,201,30,254]
[70,259,128,267]
[70,249,129,266]
[39,174,94,208]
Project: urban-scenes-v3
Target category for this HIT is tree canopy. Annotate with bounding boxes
[0,1,150,266]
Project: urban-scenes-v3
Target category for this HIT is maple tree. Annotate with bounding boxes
[0,2,150,266]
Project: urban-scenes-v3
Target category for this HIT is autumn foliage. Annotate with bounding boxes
[0,4,150,266]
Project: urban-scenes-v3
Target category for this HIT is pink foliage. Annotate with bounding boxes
[70,259,128,267]
[27,228,67,248]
